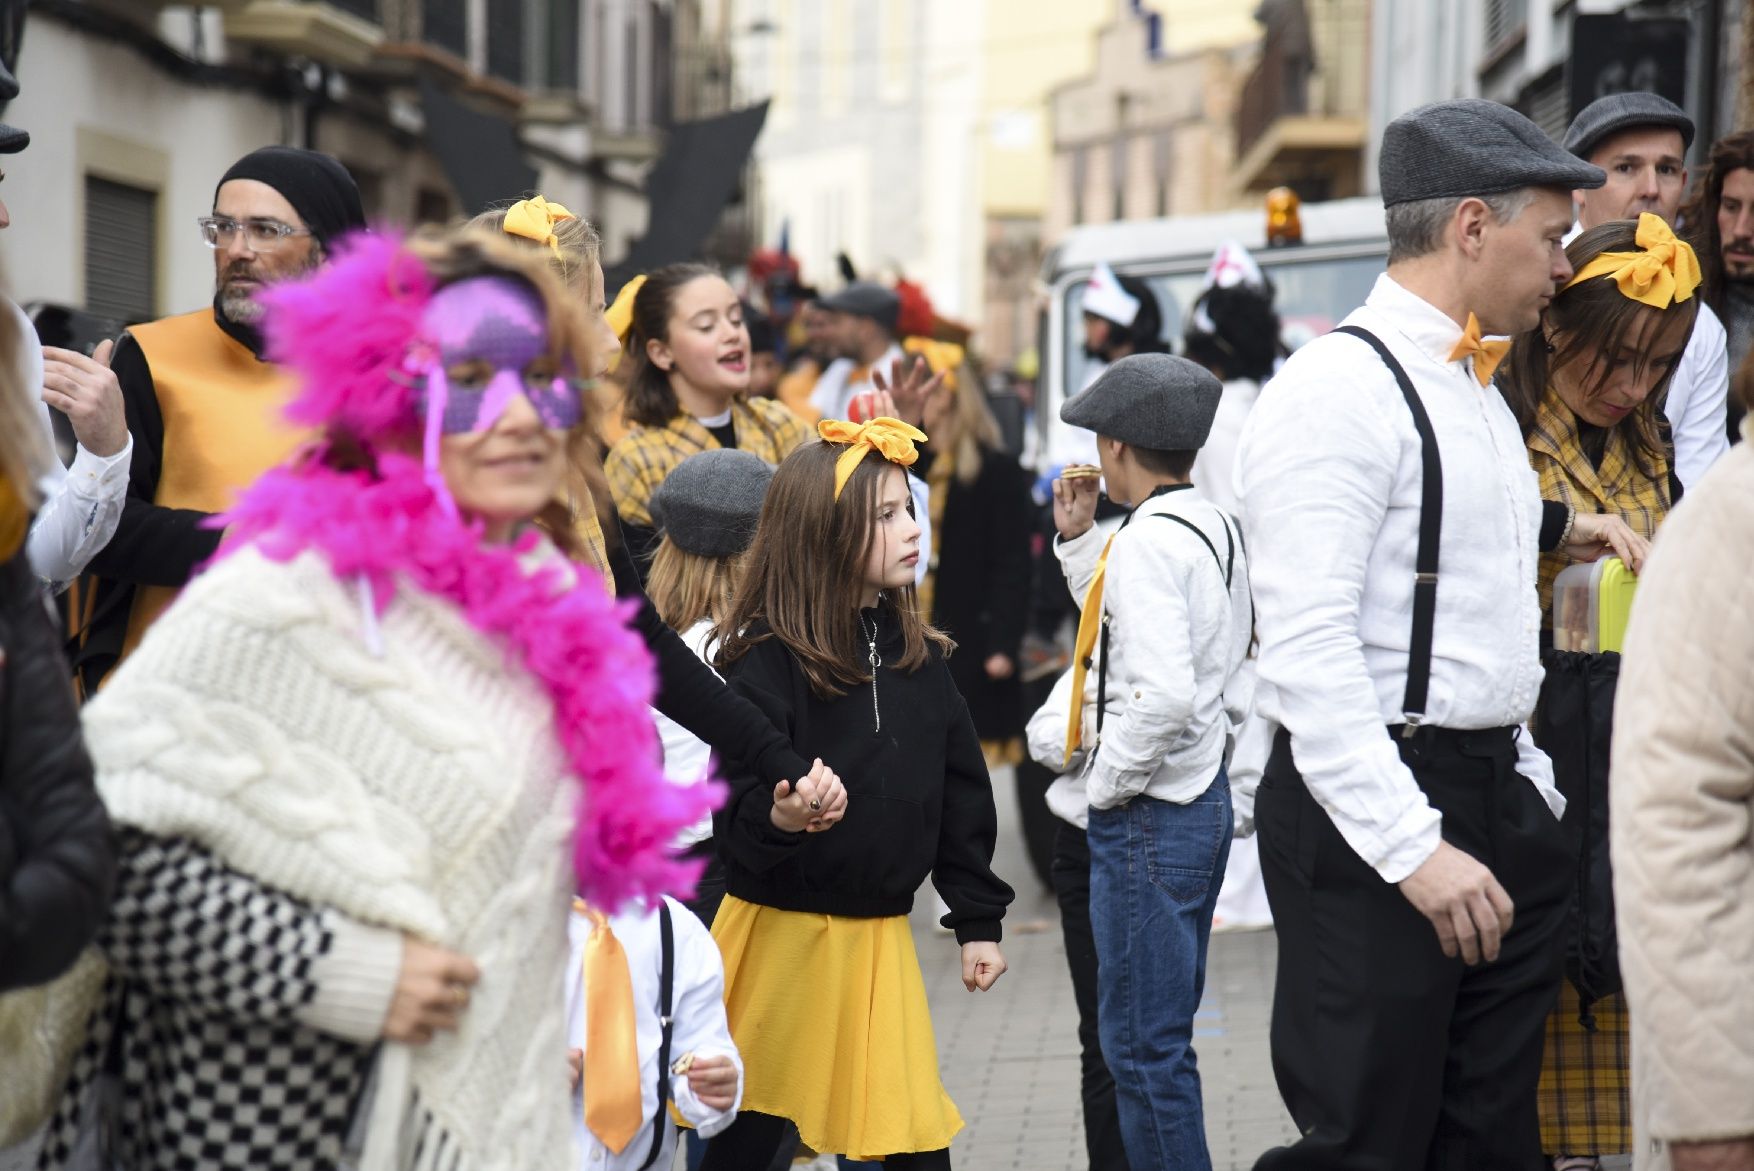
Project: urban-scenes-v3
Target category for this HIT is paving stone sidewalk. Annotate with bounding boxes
[915,765,1298,1170]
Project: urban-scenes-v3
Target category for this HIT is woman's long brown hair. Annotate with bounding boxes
[713,440,951,697]
[1499,219,1700,476]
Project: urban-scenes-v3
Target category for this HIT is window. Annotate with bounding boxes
[424,0,468,58]
[84,176,157,324]
[545,0,580,91]
[329,0,379,20]
[1484,0,1527,50]
[486,0,525,83]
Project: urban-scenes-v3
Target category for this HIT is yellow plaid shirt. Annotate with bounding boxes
[1528,390,1671,619]
[604,397,810,526]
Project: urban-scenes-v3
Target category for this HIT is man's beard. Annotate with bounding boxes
[216,253,320,323]
[1726,237,1754,282]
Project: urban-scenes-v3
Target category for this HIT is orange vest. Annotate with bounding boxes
[118,310,302,660]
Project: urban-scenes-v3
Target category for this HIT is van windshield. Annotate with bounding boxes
[1064,251,1384,394]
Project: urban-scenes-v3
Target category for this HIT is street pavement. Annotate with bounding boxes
[914,764,1298,1171]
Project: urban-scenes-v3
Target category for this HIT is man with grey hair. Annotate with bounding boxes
[1237,99,1619,1169]
[72,146,365,695]
[1565,91,1729,485]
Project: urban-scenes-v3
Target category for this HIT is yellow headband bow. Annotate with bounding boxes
[902,336,965,392]
[502,195,577,257]
[601,273,647,374]
[1563,212,1702,308]
[819,416,928,501]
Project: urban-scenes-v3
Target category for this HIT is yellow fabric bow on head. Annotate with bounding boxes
[502,195,577,256]
[819,416,928,501]
[1447,312,1512,387]
[605,274,646,345]
[902,336,965,392]
[1563,212,1702,308]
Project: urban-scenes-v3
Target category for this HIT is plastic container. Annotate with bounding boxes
[1551,557,1639,654]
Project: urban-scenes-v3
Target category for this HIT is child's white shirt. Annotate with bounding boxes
[1055,485,1253,811]
[653,621,718,848]
[566,896,743,1169]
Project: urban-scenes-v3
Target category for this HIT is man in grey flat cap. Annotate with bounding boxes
[1051,352,1253,1170]
[1237,98,1621,1169]
[1565,91,1730,485]
[809,281,905,422]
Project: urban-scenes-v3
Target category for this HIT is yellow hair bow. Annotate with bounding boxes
[502,195,577,257]
[902,336,965,392]
[818,416,928,501]
[601,274,647,374]
[1563,212,1702,308]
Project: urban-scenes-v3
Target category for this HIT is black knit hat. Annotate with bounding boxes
[214,146,366,248]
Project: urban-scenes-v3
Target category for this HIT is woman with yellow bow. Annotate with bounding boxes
[1498,212,1702,1171]
[900,337,1036,768]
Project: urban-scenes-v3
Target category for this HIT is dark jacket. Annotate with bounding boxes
[0,549,115,990]
[922,445,1034,741]
[716,603,1014,943]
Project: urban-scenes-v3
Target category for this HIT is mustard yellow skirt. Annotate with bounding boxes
[712,895,963,1161]
[1537,985,1630,1155]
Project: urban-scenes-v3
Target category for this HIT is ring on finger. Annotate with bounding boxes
[809,798,822,811]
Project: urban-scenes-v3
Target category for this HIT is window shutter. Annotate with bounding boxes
[83,176,157,325]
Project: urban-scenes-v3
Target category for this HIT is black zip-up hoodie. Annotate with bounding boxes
[718,601,1014,943]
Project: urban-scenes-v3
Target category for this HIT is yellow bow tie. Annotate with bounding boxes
[1447,313,1511,387]
[1064,532,1116,767]
[818,416,928,501]
[576,901,643,1154]
[901,336,965,393]
[1563,212,1702,308]
[502,195,577,257]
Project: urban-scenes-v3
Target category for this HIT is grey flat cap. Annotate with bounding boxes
[1379,98,1605,206]
[817,282,900,331]
[1060,353,1222,451]
[1563,92,1694,161]
[649,448,775,558]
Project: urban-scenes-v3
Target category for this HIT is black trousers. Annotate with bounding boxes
[699,1111,952,1170]
[1051,823,1133,1171]
[1252,726,1572,1171]
[682,841,727,930]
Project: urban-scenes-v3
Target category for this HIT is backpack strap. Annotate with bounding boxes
[1333,324,1443,736]
[637,900,678,1171]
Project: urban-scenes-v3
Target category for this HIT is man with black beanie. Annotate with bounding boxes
[72,145,366,694]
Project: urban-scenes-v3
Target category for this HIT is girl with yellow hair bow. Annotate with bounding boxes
[1499,213,1701,1168]
[702,425,1013,1169]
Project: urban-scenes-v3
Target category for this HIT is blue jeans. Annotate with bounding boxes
[1088,771,1232,1171]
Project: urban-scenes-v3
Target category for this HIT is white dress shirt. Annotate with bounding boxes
[1664,300,1731,488]
[655,621,718,849]
[1234,274,1563,884]
[808,342,905,422]
[566,897,743,1169]
[1056,485,1252,810]
[29,402,132,589]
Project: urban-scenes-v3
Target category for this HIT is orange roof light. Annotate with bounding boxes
[1266,187,1303,247]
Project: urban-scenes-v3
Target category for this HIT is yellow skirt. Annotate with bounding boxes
[712,896,963,1160]
[1537,985,1630,1155]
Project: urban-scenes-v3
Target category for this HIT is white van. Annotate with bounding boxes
[1034,196,1388,471]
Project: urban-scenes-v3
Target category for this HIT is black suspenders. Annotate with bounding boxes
[1092,503,1240,745]
[637,900,676,1171]
[1332,325,1442,737]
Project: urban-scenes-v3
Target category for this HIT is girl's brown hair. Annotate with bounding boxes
[647,539,745,633]
[0,307,52,513]
[929,359,1003,486]
[328,225,621,563]
[714,440,951,697]
[1499,219,1700,475]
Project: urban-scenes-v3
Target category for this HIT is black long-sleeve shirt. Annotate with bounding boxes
[716,603,1014,943]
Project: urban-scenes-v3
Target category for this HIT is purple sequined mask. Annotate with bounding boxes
[408,275,585,435]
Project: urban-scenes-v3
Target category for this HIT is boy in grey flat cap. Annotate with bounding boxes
[1237,98,1630,1171]
[1050,352,1252,1170]
[1565,91,1730,485]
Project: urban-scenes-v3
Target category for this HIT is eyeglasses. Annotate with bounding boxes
[196,216,313,251]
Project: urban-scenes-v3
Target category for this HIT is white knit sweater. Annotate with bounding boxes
[75,545,578,1170]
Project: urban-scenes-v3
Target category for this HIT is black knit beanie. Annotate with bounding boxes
[214,146,366,249]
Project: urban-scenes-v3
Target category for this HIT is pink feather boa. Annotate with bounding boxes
[210,229,716,909]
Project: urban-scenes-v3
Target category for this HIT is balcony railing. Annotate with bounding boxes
[1235,36,1311,159]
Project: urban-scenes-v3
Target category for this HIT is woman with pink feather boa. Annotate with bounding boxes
[1,227,842,1171]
